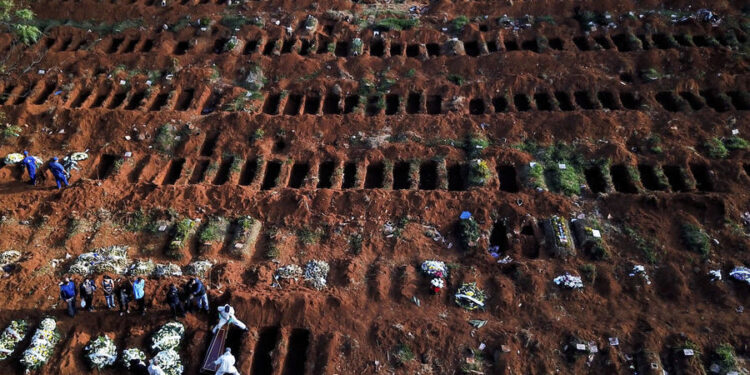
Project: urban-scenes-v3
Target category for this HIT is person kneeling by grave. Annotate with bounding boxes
[213,347,240,375]
[212,304,248,334]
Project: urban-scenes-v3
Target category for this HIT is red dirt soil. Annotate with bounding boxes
[0,0,747,374]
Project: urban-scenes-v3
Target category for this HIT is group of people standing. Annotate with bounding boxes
[59,274,245,375]
[59,276,213,318]
[59,275,146,317]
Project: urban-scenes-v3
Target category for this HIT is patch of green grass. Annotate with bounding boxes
[374,18,418,31]
[220,14,250,29]
[349,233,363,255]
[579,263,597,283]
[624,226,661,264]
[297,228,323,246]
[639,67,662,82]
[646,134,663,153]
[124,209,149,232]
[1,124,21,141]
[392,343,415,365]
[724,135,749,150]
[704,137,728,158]
[198,218,222,243]
[681,223,711,259]
[447,74,464,86]
[251,128,264,141]
[465,133,489,158]
[467,159,491,187]
[452,15,469,31]
[715,343,736,371]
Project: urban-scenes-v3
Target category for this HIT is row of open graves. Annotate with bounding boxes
[85,151,729,195]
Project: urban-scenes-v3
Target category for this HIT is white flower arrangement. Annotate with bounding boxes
[128,259,156,276]
[0,250,21,266]
[70,152,89,161]
[150,349,183,375]
[4,153,24,165]
[121,348,146,369]
[553,273,584,289]
[85,335,117,369]
[430,278,444,288]
[20,318,59,370]
[276,264,302,280]
[730,266,750,285]
[455,282,486,311]
[154,263,183,278]
[0,320,28,360]
[69,245,129,276]
[304,260,330,290]
[185,260,213,278]
[421,260,448,278]
[151,322,185,352]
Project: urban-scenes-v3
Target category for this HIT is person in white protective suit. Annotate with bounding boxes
[212,304,248,334]
[214,347,240,375]
[147,361,166,375]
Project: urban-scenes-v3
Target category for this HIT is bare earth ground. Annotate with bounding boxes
[0,0,747,374]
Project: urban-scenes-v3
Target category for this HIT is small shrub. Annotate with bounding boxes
[349,233,363,255]
[467,159,492,187]
[465,133,489,158]
[452,15,469,31]
[447,74,464,86]
[715,343,736,372]
[392,343,415,365]
[457,214,480,251]
[704,137,728,159]
[681,223,710,259]
[124,210,149,232]
[724,135,749,150]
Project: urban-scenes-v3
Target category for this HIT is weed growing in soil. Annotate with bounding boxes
[0,2,41,44]
[404,68,415,78]
[459,349,484,374]
[724,135,749,151]
[167,218,195,259]
[457,215,480,251]
[452,15,469,31]
[1,123,21,142]
[297,228,323,246]
[704,137,728,158]
[516,141,585,196]
[467,159,491,187]
[646,134,663,153]
[198,218,222,243]
[447,74,464,86]
[579,264,596,283]
[392,343,415,365]
[124,209,149,232]
[374,18,418,31]
[623,226,661,264]
[681,223,711,259]
[639,67,662,82]
[349,233,363,255]
[250,129,264,142]
[465,133,489,158]
[715,343,737,371]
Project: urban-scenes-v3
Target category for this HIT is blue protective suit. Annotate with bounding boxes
[22,156,36,185]
[48,161,69,189]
